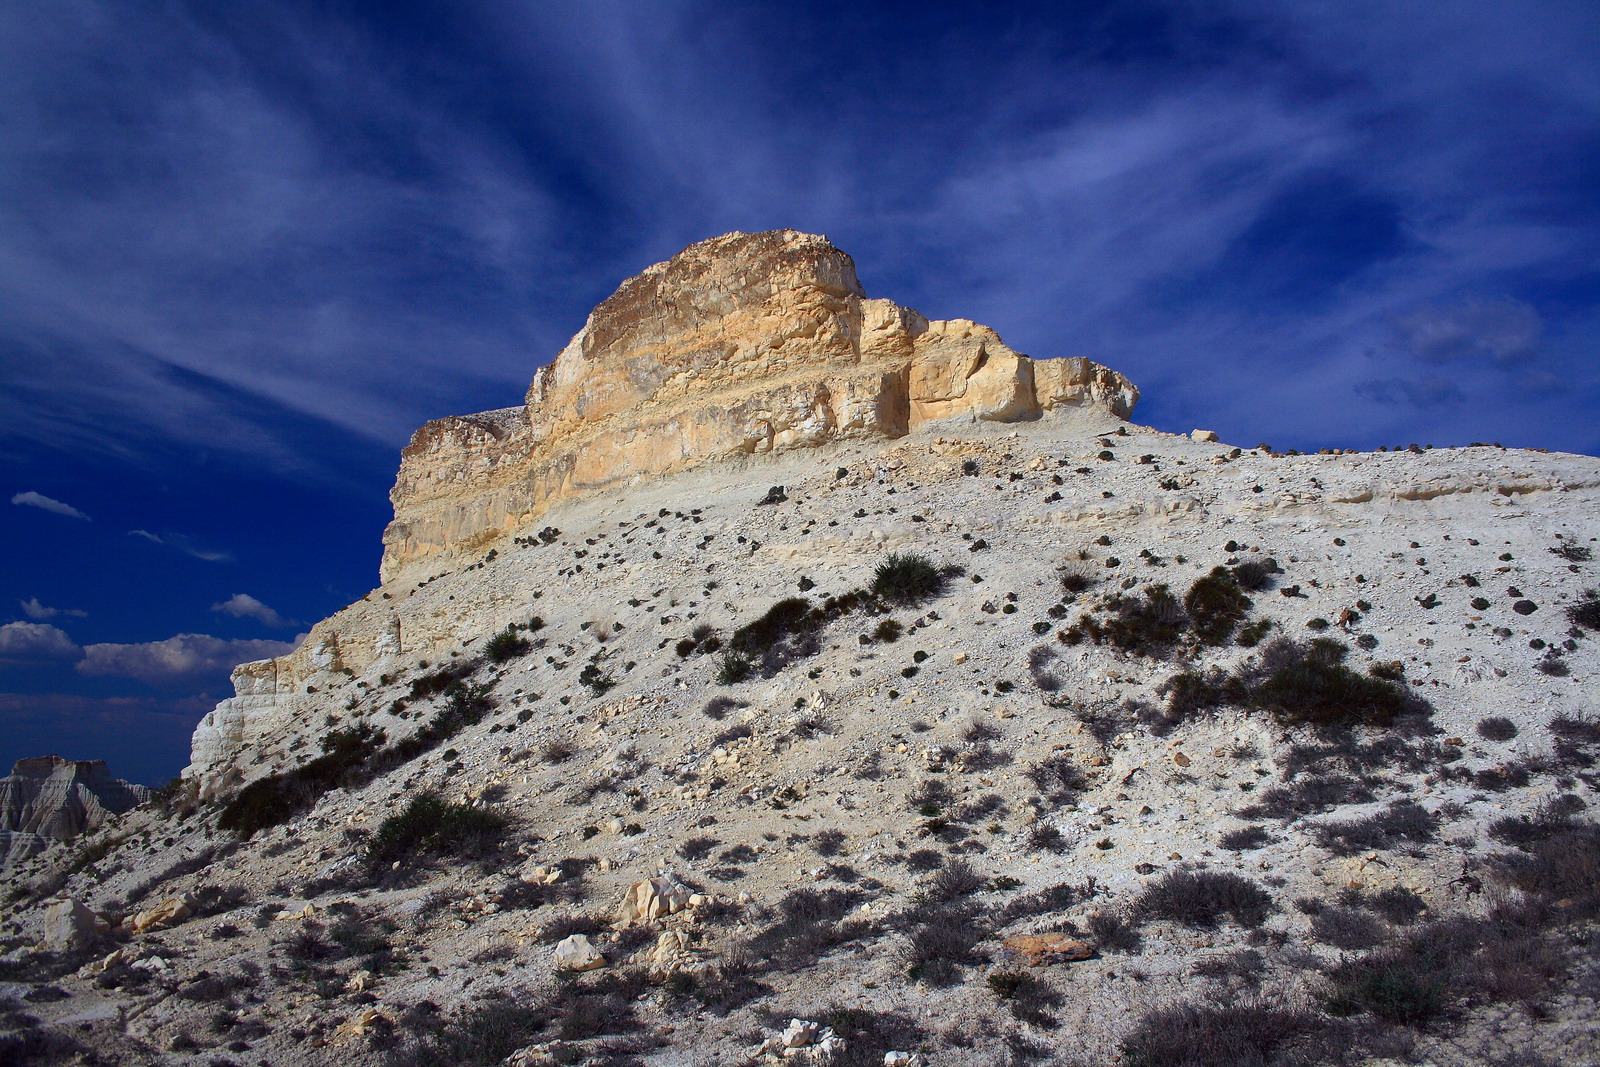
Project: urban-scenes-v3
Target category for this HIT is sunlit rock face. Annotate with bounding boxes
[0,756,150,866]
[183,230,1137,792]
[379,230,1137,583]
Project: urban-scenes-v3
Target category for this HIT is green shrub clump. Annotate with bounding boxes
[1183,567,1252,646]
[1251,638,1419,727]
[484,627,532,664]
[872,553,944,605]
[218,724,385,839]
[716,653,754,685]
[363,792,506,871]
[1161,637,1424,729]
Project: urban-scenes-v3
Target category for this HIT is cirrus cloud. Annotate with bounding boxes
[128,529,234,563]
[1397,299,1543,366]
[11,491,89,520]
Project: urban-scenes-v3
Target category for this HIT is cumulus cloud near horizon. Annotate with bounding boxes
[11,491,89,520]
[20,598,88,620]
[210,593,291,628]
[76,633,297,686]
[0,621,82,663]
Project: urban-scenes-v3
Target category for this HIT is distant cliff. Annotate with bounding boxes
[379,229,1137,583]
[0,756,149,866]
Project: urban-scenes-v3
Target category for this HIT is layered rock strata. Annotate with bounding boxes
[379,230,1138,584]
[0,756,150,866]
[187,231,1134,792]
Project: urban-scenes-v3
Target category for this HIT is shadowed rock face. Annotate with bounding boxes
[379,230,1137,583]
[0,756,150,866]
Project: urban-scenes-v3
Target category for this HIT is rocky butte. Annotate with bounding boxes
[0,756,149,867]
[382,229,1136,583]
[5,230,1598,1066]
[188,230,1137,791]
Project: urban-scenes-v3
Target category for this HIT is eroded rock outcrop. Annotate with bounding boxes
[0,757,149,866]
[184,231,1138,792]
[380,230,1137,582]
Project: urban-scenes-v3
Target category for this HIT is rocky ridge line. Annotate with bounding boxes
[379,229,1138,584]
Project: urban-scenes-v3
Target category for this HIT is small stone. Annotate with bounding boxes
[1002,932,1097,966]
[331,1008,393,1046]
[553,934,607,971]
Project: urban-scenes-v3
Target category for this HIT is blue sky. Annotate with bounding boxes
[3,0,1598,785]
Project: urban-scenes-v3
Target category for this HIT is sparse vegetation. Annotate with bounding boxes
[1184,567,1252,645]
[1567,589,1600,630]
[363,792,507,873]
[1133,870,1273,929]
[716,652,754,684]
[1476,715,1519,741]
[218,724,386,838]
[1121,1001,1330,1067]
[1218,826,1273,851]
[1161,635,1426,729]
[484,626,531,663]
[1314,800,1436,855]
[872,552,944,605]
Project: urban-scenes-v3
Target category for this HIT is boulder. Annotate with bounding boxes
[783,1019,823,1049]
[756,1019,846,1064]
[76,948,126,978]
[553,934,606,972]
[615,874,693,927]
[331,1008,392,1046]
[1001,932,1097,966]
[506,1043,573,1067]
[130,893,194,935]
[518,862,562,885]
[40,897,102,950]
[648,930,692,971]
[1191,429,1220,442]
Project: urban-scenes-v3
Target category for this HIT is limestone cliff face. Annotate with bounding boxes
[0,756,149,866]
[379,230,1137,583]
[181,230,1137,793]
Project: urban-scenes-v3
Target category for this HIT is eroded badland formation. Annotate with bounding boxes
[3,231,1599,1067]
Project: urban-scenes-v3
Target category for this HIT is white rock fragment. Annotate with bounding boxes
[552,933,607,972]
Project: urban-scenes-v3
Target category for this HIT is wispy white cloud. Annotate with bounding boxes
[0,0,1595,474]
[1355,377,1466,409]
[19,597,87,620]
[76,633,296,686]
[210,593,290,628]
[11,491,89,520]
[1397,299,1542,366]
[127,530,234,563]
[0,621,81,663]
